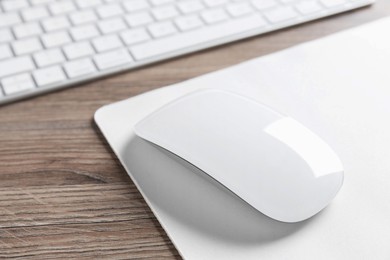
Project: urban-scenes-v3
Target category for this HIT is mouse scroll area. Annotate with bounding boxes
[134,89,344,223]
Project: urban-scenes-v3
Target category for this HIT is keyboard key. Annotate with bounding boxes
[177,0,205,14]
[64,58,97,78]
[33,49,66,67]
[93,49,133,70]
[74,0,103,9]
[96,4,124,18]
[104,0,122,4]
[63,42,95,60]
[226,3,254,17]
[264,6,298,23]
[33,66,67,87]
[70,25,100,41]
[69,10,98,25]
[150,0,174,6]
[92,35,123,52]
[98,18,127,34]
[13,23,43,39]
[130,14,267,60]
[125,12,154,27]
[0,29,13,43]
[41,31,71,48]
[148,21,177,38]
[320,0,347,7]
[1,73,35,95]
[122,0,150,12]
[251,0,277,10]
[120,28,151,45]
[0,13,22,28]
[296,1,322,14]
[0,44,13,60]
[21,6,50,21]
[30,0,55,5]
[152,6,179,20]
[201,9,229,24]
[49,1,76,15]
[1,0,29,12]
[0,56,35,78]
[12,38,43,55]
[175,15,204,31]
[42,16,70,32]
[203,0,228,7]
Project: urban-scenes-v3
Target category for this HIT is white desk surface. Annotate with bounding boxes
[95,17,390,260]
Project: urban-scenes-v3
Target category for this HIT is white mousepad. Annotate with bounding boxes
[95,17,390,260]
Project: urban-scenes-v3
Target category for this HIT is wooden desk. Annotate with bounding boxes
[1,2,389,258]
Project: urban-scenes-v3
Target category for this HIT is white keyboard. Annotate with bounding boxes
[0,0,373,104]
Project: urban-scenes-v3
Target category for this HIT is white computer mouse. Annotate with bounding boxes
[134,89,344,223]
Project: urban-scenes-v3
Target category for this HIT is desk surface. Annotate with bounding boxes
[1,2,389,258]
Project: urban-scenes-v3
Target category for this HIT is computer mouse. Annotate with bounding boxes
[134,89,344,223]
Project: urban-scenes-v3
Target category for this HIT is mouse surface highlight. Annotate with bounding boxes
[134,89,344,223]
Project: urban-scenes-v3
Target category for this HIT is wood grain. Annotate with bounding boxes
[1,2,389,258]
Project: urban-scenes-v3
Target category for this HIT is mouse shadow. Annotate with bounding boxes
[123,136,317,245]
